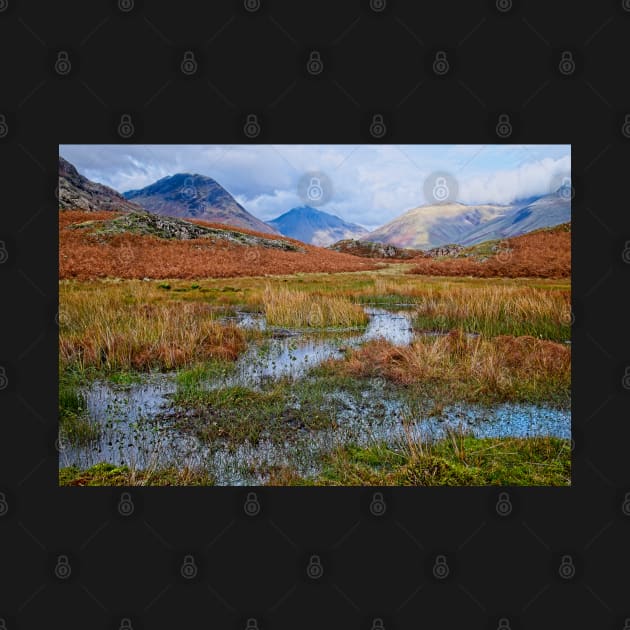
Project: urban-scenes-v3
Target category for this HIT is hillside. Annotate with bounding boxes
[268,206,368,246]
[409,223,570,278]
[364,202,509,249]
[124,173,278,235]
[460,188,571,245]
[58,157,144,213]
[59,211,381,280]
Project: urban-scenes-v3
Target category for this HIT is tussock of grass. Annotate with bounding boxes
[327,331,570,406]
[283,436,570,486]
[262,285,368,328]
[59,379,101,446]
[59,283,247,371]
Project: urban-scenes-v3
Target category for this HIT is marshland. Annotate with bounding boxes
[59,270,571,486]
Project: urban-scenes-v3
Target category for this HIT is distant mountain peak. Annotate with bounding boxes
[268,206,368,247]
[123,173,278,235]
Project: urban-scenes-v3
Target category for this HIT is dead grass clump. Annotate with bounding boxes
[59,283,246,371]
[263,285,368,328]
[331,331,570,404]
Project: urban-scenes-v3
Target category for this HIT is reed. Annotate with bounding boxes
[262,285,368,328]
[59,282,246,371]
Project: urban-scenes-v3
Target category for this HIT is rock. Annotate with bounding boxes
[327,239,420,259]
[69,211,304,251]
[58,157,145,213]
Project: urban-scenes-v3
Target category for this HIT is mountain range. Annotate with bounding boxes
[59,156,570,250]
[364,188,570,250]
[267,206,368,247]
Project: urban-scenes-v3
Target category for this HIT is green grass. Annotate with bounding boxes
[59,376,101,446]
[168,377,340,445]
[283,436,571,486]
[174,360,236,401]
[59,462,215,486]
[413,313,569,341]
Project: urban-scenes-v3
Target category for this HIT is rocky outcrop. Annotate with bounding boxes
[424,244,465,258]
[328,239,419,259]
[58,157,144,213]
[69,211,304,251]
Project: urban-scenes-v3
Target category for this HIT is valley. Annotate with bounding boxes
[58,149,571,487]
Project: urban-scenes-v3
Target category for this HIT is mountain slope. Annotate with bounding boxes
[409,223,570,278]
[124,173,278,235]
[364,203,510,250]
[58,156,144,213]
[268,206,368,246]
[459,189,571,245]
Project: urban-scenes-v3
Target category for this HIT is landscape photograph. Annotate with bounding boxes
[58,144,571,486]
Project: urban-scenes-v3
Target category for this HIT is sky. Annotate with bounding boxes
[59,144,571,231]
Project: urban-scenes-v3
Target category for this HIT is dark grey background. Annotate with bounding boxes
[1,0,629,628]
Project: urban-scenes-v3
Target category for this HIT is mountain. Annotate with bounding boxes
[58,156,144,213]
[458,188,571,246]
[364,202,510,250]
[267,206,368,246]
[123,173,278,235]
